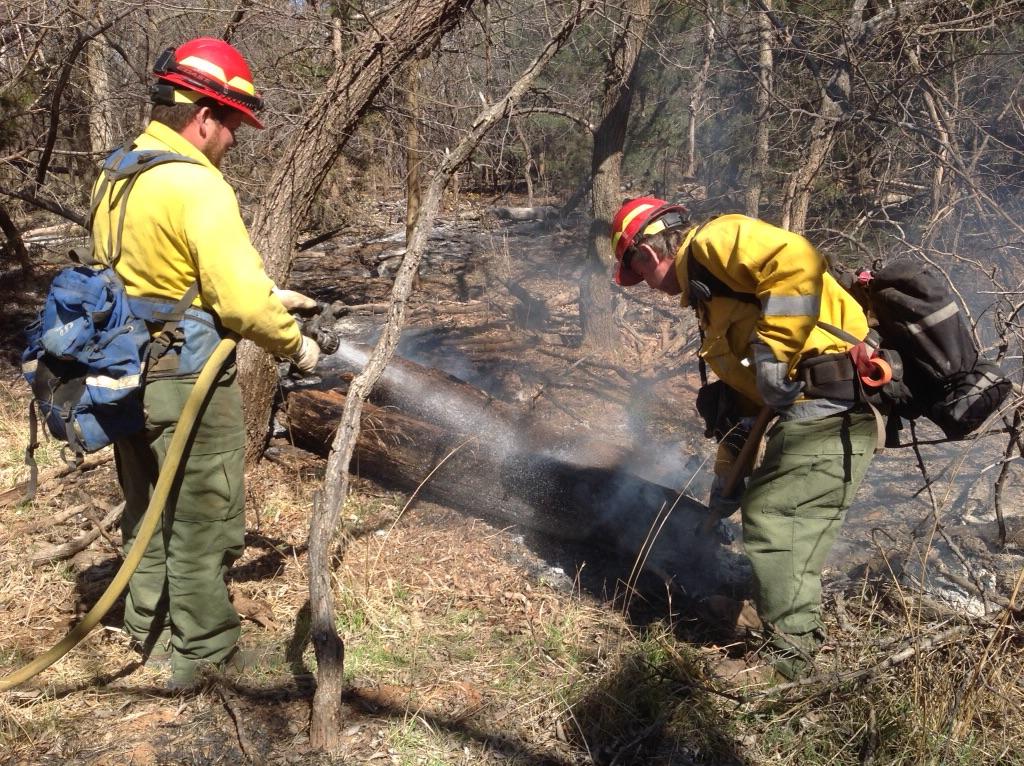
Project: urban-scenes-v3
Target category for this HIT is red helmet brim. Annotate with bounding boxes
[614,258,644,287]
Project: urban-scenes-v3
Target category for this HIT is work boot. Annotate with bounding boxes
[757,629,823,681]
[130,630,172,668]
[166,647,256,693]
[699,596,764,639]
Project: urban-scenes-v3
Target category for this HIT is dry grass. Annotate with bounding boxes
[1,371,1023,765]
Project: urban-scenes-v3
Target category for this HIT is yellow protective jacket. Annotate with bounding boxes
[674,214,869,409]
[90,121,301,358]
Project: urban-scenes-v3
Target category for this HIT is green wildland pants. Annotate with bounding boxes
[742,408,876,640]
[115,363,245,678]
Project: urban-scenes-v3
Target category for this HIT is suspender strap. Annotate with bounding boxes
[816,320,865,347]
[687,251,761,308]
[144,281,202,371]
[85,143,206,372]
[89,143,201,268]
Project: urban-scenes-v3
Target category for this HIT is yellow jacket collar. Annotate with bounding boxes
[143,120,221,178]
[673,225,699,308]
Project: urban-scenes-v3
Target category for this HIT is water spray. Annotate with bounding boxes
[283,317,751,595]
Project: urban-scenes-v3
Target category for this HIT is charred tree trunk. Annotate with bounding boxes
[239,0,477,466]
[580,0,652,356]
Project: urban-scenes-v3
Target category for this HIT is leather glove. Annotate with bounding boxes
[708,473,744,518]
[752,342,804,409]
[696,380,741,441]
[291,335,321,374]
[720,416,753,458]
[273,286,317,312]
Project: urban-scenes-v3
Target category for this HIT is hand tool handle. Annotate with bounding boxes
[699,405,774,535]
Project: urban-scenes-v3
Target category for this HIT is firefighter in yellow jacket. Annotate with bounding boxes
[90,38,319,689]
[611,198,877,679]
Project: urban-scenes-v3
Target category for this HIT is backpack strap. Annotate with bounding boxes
[685,231,760,386]
[24,401,40,502]
[816,320,868,347]
[87,143,201,267]
[88,143,205,370]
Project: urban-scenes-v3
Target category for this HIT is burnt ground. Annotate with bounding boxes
[1,198,1023,765]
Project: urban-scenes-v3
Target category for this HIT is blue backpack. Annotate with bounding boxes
[21,145,200,494]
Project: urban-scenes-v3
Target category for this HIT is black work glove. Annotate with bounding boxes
[708,474,744,518]
[696,380,743,442]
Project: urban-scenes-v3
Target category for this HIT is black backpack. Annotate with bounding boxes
[842,259,1013,441]
[687,250,1012,442]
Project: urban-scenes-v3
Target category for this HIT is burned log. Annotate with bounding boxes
[285,353,749,593]
[286,388,678,542]
[491,205,559,222]
[316,341,624,469]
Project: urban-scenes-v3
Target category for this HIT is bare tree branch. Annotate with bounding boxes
[306,0,598,750]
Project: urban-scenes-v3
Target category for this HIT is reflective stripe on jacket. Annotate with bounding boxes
[90,120,301,358]
[674,214,869,406]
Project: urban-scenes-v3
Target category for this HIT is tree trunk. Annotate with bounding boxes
[580,0,653,356]
[778,0,867,233]
[0,203,30,275]
[305,3,596,751]
[84,38,116,156]
[515,120,535,207]
[405,60,424,249]
[686,14,715,180]
[744,2,772,217]
[238,0,477,466]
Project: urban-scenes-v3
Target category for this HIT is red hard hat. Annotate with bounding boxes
[152,37,264,129]
[610,197,688,286]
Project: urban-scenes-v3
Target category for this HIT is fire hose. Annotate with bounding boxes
[0,337,237,692]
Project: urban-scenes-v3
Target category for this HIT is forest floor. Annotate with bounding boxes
[1,197,1023,765]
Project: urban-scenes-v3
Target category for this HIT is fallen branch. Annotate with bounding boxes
[754,623,976,703]
[30,501,124,567]
[5,503,89,542]
[218,685,257,761]
[335,301,391,314]
[82,502,121,550]
[535,344,635,381]
[0,453,113,509]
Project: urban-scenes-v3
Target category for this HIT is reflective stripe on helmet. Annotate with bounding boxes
[178,54,256,95]
[611,201,659,255]
[611,197,688,260]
